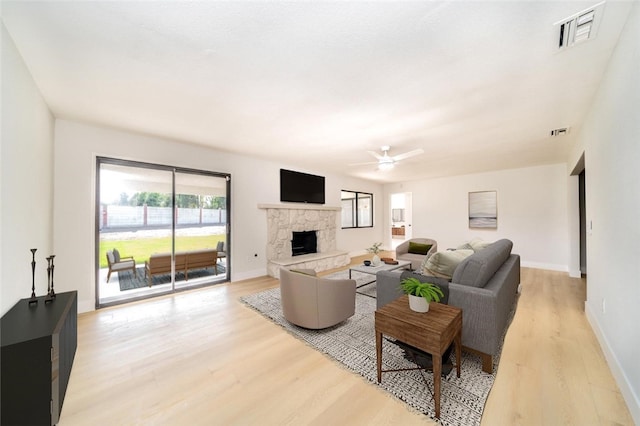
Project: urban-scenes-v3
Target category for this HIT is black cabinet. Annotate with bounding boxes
[1,291,77,425]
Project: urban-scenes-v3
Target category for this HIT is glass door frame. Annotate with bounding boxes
[95,157,231,309]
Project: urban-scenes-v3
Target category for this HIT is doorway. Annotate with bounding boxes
[572,153,587,277]
[96,158,230,307]
[390,192,412,249]
[579,170,587,275]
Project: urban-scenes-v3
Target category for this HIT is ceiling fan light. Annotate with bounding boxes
[378,161,394,171]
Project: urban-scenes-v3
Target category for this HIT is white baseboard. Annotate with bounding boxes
[520,261,568,272]
[231,268,267,282]
[585,302,640,424]
[78,300,95,314]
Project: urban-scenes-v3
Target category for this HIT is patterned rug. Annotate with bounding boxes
[241,271,511,425]
[118,265,226,291]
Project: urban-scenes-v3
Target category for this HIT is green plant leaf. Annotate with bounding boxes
[399,277,443,302]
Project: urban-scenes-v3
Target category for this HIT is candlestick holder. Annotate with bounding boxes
[29,249,38,306]
[47,255,56,300]
[45,256,54,303]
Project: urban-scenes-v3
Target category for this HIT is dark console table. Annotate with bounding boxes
[1,291,77,425]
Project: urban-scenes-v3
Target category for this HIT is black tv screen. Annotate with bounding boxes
[280,169,325,204]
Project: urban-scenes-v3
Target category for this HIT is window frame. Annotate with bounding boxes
[341,190,373,229]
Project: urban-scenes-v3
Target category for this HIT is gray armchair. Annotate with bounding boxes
[395,238,438,270]
[279,268,356,329]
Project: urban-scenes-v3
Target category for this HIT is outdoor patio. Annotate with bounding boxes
[99,225,227,304]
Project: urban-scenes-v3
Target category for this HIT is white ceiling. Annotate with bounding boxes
[2,1,633,183]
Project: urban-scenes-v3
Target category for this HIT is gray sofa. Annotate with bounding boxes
[377,239,520,373]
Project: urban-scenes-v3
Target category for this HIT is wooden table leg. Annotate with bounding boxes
[455,329,462,378]
[376,331,382,383]
[433,353,442,418]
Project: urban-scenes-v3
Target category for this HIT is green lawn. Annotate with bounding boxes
[99,235,224,269]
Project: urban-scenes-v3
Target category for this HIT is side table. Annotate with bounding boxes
[375,296,462,418]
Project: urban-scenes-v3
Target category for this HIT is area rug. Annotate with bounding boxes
[118,265,226,291]
[241,276,511,425]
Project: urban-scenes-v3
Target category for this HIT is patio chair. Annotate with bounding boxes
[216,241,226,264]
[106,249,136,282]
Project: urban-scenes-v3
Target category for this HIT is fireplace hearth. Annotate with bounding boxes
[291,231,317,256]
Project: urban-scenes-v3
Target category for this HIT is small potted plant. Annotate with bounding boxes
[366,242,383,265]
[400,277,444,312]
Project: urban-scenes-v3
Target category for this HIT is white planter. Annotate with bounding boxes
[408,294,430,313]
[372,254,381,266]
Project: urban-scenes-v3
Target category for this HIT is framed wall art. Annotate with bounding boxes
[469,191,497,229]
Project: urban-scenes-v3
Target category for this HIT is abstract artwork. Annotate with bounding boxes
[469,191,497,228]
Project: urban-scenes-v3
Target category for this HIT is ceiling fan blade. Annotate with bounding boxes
[348,160,379,166]
[391,148,424,161]
[367,150,384,160]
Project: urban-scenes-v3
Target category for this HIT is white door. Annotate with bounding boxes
[390,192,413,247]
[404,192,413,240]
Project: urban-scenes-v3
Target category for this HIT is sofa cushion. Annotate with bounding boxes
[423,249,474,279]
[113,248,121,262]
[452,239,513,288]
[408,242,432,255]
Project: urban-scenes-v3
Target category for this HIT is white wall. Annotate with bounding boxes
[570,2,640,421]
[53,120,383,313]
[384,163,570,270]
[1,25,55,315]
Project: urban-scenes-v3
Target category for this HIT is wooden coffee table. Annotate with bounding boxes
[375,296,462,418]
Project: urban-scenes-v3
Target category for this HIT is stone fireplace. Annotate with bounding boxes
[258,204,350,278]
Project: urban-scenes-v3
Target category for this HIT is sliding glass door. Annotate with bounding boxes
[96,158,230,307]
[173,171,228,289]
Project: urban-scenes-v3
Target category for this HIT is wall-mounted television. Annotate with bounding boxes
[280,169,325,204]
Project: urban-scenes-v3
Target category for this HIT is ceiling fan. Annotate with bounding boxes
[350,146,424,171]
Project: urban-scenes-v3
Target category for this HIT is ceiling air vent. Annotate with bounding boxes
[555,2,605,50]
[550,127,571,137]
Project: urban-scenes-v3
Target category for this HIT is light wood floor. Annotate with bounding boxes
[60,254,633,425]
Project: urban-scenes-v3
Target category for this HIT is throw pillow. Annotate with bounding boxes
[113,248,121,263]
[419,253,430,275]
[423,249,474,279]
[456,242,474,251]
[408,242,432,255]
[469,238,492,251]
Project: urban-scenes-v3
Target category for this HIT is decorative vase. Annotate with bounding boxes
[372,254,381,266]
[408,294,429,313]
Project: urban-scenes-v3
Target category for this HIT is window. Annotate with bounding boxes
[341,190,373,228]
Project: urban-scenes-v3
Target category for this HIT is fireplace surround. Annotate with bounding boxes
[258,204,350,278]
